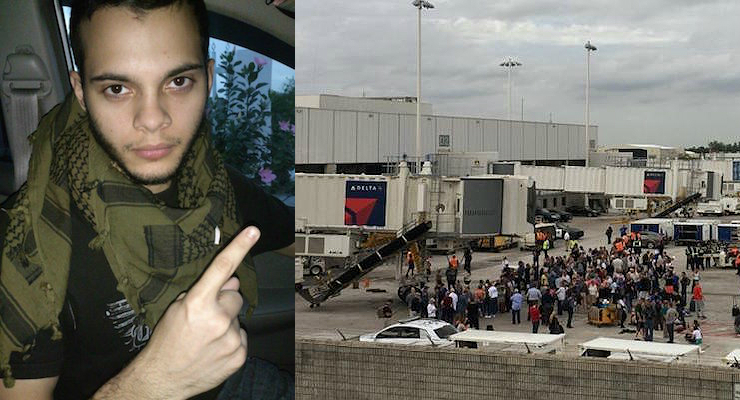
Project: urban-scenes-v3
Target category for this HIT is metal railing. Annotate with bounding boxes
[383,153,494,177]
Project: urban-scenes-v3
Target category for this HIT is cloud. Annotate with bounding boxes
[432,18,688,46]
[297,0,740,146]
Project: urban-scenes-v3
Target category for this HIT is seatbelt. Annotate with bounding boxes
[1,45,51,191]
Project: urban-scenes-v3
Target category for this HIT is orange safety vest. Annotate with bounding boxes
[615,242,624,252]
[450,257,459,269]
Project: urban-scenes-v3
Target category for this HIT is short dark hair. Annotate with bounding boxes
[70,0,209,79]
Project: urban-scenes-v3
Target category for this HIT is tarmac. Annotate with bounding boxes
[295,213,740,367]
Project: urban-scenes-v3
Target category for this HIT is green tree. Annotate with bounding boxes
[266,77,295,197]
[208,47,270,180]
[207,46,295,199]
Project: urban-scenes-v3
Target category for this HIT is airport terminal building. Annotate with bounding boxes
[295,94,598,174]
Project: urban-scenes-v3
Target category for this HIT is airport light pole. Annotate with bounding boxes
[412,0,434,173]
[585,41,597,167]
[500,57,521,121]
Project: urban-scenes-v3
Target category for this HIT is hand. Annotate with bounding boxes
[114,227,260,400]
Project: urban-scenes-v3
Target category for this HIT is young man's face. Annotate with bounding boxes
[70,4,213,192]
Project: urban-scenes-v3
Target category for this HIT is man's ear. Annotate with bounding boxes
[206,58,215,96]
[69,71,87,111]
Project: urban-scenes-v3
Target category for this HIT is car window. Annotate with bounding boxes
[433,325,457,339]
[400,327,420,339]
[60,4,295,206]
[376,327,404,339]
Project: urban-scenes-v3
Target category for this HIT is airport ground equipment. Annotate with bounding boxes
[674,220,718,245]
[721,197,740,215]
[449,330,565,354]
[580,337,700,363]
[719,224,740,244]
[654,192,701,218]
[475,234,518,252]
[697,201,723,216]
[296,221,432,306]
[588,304,619,327]
[629,218,675,240]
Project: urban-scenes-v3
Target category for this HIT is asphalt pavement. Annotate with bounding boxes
[295,213,740,366]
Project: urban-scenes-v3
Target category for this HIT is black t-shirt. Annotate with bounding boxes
[1,167,293,399]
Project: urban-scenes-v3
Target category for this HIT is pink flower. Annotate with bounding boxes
[279,120,291,131]
[258,167,276,185]
[254,57,267,67]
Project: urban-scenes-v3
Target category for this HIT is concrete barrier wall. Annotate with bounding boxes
[296,339,740,400]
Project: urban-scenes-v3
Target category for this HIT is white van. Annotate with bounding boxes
[720,198,740,215]
[697,201,723,216]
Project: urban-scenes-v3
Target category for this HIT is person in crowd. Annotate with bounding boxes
[634,298,645,340]
[427,299,437,319]
[617,297,628,329]
[686,320,702,345]
[405,250,415,278]
[445,264,457,290]
[466,298,480,330]
[454,316,467,332]
[692,281,706,319]
[487,282,499,318]
[665,302,678,343]
[605,226,613,245]
[530,303,541,333]
[463,247,472,274]
[511,289,523,324]
[564,287,576,328]
[549,315,564,334]
[643,298,655,341]
[680,271,690,306]
[556,282,567,316]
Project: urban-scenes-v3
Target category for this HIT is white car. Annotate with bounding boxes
[359,318,458,346]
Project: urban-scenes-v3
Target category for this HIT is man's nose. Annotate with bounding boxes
[134,94,172,133]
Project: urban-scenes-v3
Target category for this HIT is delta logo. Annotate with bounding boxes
[345,180,387,226]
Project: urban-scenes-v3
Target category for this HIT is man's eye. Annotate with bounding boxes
[168,77,193,89]
[104,84,130,96]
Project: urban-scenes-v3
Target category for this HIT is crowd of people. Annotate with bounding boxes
[402,227,713,344]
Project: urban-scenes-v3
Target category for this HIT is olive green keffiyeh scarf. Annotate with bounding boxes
[0,94,257,387]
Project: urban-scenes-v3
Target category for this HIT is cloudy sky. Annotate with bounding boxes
[296,0,740,147]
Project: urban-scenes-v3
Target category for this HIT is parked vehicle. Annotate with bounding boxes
[558,210,573,222]
[535,208,560,222]
[555,223,584,240]
[630,218,674,240]
[565,205,600,217]
[359,318,457,346]
[697,201,723,216]
[521,223,557,250]
[632,231,664,249]
[475,235,518,252]
[720,198,740,215]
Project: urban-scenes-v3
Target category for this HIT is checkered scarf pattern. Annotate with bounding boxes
[0,94,256,387]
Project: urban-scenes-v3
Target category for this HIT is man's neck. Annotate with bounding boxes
[144,181,172,194]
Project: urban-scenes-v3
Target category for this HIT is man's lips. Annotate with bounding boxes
[132,144,174,161]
